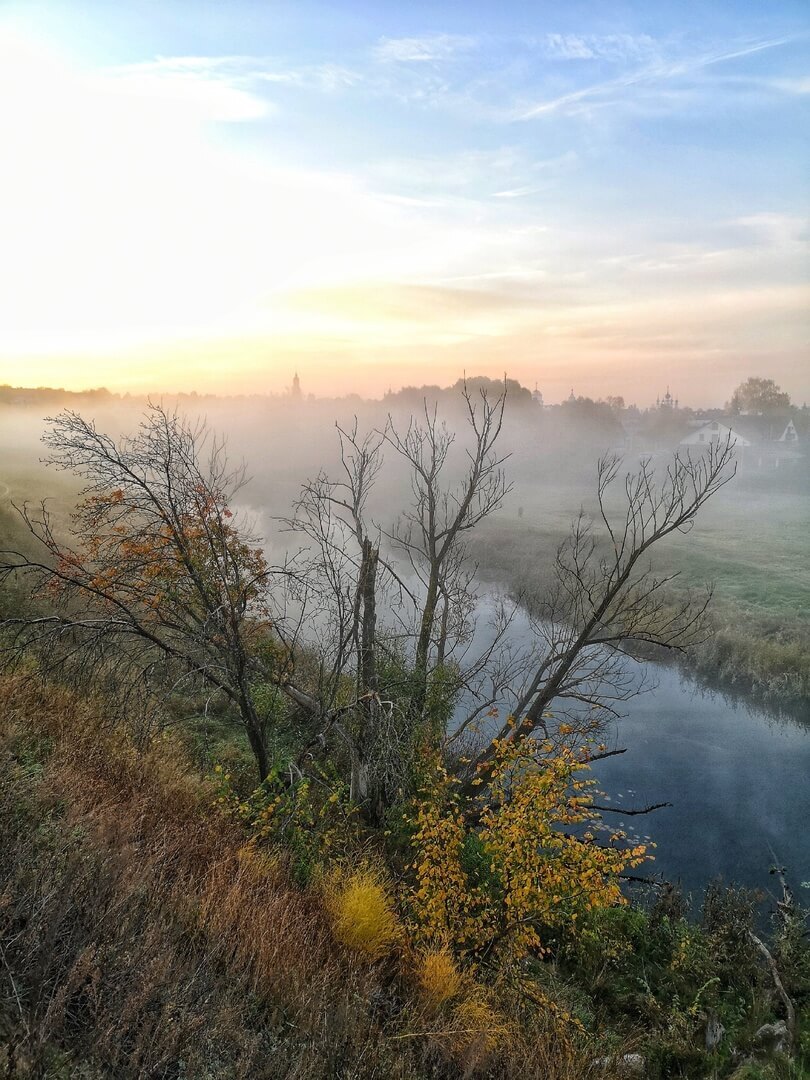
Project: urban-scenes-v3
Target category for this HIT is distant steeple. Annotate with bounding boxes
[291,372,302,400]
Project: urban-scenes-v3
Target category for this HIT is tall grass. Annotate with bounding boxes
[0,675,599,1079]
[467,519,810,711]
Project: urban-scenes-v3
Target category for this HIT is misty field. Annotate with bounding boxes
[3,420,809,673]
[468,475,810,709]
[480,479,810,624]
[662,491,810,623]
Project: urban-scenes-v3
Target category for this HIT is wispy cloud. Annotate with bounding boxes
[106,54,363,117]
[373,34,476,64]
[767,75,810,94]
[491,185,537,199]
[104,56,272,121]
[253,62,361,91]
[2,11,806,401]
[104,34,801,132]
[542,33,658,62]
[519,35,797,119]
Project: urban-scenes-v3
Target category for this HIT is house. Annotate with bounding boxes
[680,414,803,469]
[680,419,750,448]
[779,418,799,444]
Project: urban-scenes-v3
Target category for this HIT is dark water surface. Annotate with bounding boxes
[454,598,810,906]
[592,663,810,904]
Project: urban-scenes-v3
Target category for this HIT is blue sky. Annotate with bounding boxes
[0,0,807,403]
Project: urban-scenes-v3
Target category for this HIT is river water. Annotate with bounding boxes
[453,598,810,907]
[592,663,810,904]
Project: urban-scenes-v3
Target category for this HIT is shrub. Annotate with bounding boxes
[408,744,648,961]
[449,990,511,1072]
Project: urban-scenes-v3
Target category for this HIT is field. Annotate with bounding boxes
[660,490,810,624]
[472,474,810,708]
[481,474,810,620]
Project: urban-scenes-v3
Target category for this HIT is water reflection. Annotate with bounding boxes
[452,594,810,904]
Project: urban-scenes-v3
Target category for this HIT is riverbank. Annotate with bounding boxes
[2,673,807,1078]
[468,508,810,714]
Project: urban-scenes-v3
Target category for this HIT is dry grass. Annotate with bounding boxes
[0,674,616,1079]
[324,866,402,963]
[416,948,464,1011]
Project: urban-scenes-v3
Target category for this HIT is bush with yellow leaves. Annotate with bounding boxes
[211,763,359,883]
[324,865,402,962]
[409,737,649,962]
[448,987,513,1073]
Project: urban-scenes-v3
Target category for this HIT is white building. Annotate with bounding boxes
[680,420,750,448]
[680,415,802,468]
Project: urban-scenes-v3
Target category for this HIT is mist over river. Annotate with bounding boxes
[454,597,810,906]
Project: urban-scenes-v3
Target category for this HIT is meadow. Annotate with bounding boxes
[470,476,810,709]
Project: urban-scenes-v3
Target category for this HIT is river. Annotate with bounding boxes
[592,662,810,904]
[453,597,810,907]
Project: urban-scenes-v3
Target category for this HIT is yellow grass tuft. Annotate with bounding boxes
[416,947,463,1010]
[325,866,401,962]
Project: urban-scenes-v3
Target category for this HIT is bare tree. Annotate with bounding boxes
[383,381,511,718]
[464,438,736,795]
[0,406,286,780]
[287,423,391,809]
[285,384,520,816]
[1,399,736,822]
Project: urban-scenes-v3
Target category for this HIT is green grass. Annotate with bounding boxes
[661,492,810,624]
[500,480,810,627]
[473,480,810,707]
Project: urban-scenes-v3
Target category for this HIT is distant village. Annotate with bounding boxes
[1,372,806,474]
[511,378,806,474]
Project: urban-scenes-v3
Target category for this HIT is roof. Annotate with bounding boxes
[728,414,796,442]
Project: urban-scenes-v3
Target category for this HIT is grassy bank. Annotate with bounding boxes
[1,674,807,1078]
[468,489,810,712]
[0,675,600,1079]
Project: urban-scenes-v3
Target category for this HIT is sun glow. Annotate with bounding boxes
[0,9,806,402]
[0,29,462,373]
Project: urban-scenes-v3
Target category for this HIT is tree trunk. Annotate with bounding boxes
[358,538,379,695]
[241,698,269,781]
[355,538,387,824]
[413,567,439,718]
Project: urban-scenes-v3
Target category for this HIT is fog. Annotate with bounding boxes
[2,377,808,552]
[2,375,807,701]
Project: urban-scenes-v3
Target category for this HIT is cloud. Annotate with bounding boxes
[769,75,810,94]
[373,34,476,64]
[103,57,272,121]
[107,55,362,115]
[492,185,537,199]
[733,213,810,247]
[249,62,362,92]
[519,35,796,119]
[543,33,658,62]
[285,281,531,322]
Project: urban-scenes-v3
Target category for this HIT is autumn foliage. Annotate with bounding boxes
[0,674,600,1079]
[409,737,648,961]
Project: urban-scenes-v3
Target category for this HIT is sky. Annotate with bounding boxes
[0,0,807,405]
